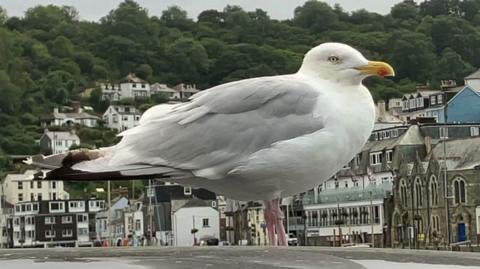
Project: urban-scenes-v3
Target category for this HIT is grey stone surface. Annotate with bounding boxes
[0,247,480,268]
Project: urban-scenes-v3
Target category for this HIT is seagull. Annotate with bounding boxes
[31,43,394,246]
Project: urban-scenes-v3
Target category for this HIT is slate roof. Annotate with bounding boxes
[431,137,480,170]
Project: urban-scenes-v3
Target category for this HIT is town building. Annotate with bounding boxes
[40,107,99,128]
[0,200,13,248]
[425,85,480,123]
[146,183,217,246]
[8,199,105,248]
[391,125,480,249]
[1,170,69,204]
[302,124,428,247]
[95,196,129,246]
[171,198,220,246]
[39,129,80,154]
[102,105,142,131]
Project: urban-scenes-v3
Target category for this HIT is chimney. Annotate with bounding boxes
[71,101,81,113]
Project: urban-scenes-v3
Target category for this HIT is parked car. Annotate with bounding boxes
[287,233,298,246]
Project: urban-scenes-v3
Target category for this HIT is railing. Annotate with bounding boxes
[303,182,393,205]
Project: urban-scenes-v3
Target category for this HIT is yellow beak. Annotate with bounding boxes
[355,61,395,77]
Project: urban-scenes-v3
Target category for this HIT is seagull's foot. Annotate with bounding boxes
[264,198,287,246]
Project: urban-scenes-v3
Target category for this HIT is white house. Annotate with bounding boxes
[1,170,69,205]
[120,73,151,99]
[465,68,480,90]
[124,201,144,246]
[150,83,181,100]
[40,107,99,128]
[103,105,142,131]
[173,83,200,99]
[172,199,219,246]
[39,129,80,154]
[98,82,122,101]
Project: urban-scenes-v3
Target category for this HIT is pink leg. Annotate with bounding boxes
[264,198,287,246]
[264,200,277,246]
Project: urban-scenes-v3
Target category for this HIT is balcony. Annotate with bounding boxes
[303,182,393,205]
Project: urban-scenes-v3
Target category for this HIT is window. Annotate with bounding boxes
[453,177,466,204]
[334,181,339,189]
[414,177,423,207]
[52,181,57,189]
[18,193,23,202]
[135,219,141,231]
[391,129,399,138]
[344,181,348,188]
[202,218,209,227]
[49,201,64,212]
[132,83,137,88]
[45,217,55,224]
[38,193,42,201]
[30,181,34,189]
[431,95,436,105]
[27,230,35,238]
[386,150,393,163]
[52,192,57,200]
[78,228,88,236]
[184,186,192,195]
[440,127,448,139]
[471,127,480,137]
[45,230,56,238]
[400,179,408,208]
[77,214,88,223]
[438,94,443,104]
[62,216,72,224]
[18,181,23,190]
[370,152,382,165]
[30,193,34,201]
[432,215,440,232]
[62,229,73,237]
[33,203,38,211]
[430,175,439,206]
[113,115,118,123]
[37,181,42,189]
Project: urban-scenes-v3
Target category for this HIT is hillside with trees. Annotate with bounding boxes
[0,0,480,173]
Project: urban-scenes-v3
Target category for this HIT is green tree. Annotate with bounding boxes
[293,1,338,33]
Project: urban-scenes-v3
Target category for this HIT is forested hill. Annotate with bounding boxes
[0,0,480,170]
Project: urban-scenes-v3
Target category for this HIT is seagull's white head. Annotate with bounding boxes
[298,42,395,85]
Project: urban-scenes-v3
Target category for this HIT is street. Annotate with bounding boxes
[1,247,480,269]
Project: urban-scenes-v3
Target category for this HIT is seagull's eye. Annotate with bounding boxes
[327,56,341,64]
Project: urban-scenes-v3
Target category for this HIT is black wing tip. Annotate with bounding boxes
[43,167,165,182]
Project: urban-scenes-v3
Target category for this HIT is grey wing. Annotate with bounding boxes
[100,75,324,179]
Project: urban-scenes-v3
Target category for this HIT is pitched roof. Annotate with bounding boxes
[120,73,147,84]
[364,125,424,152]
[465,69,480,80]
[431,137,480,170]
[42,130,80,141]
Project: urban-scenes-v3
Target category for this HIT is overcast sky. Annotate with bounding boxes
[1,0,423,21]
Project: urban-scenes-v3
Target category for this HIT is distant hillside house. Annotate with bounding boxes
[150,83,180,100]
[119,73,151,99]
[103,105,142,131]
[98,73,151,101]
[465,68,480,90]
[173,83,200,100]
[39,129,80,154]
[98,82,121,101]
[40,107,99,128]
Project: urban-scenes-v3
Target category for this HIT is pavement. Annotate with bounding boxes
[1,247,480,268]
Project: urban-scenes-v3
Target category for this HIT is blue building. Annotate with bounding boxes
[425,69,480,123]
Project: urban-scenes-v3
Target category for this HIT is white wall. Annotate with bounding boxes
[466,79,480,91]
[173,207,219,247]
[2,170,69,204]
